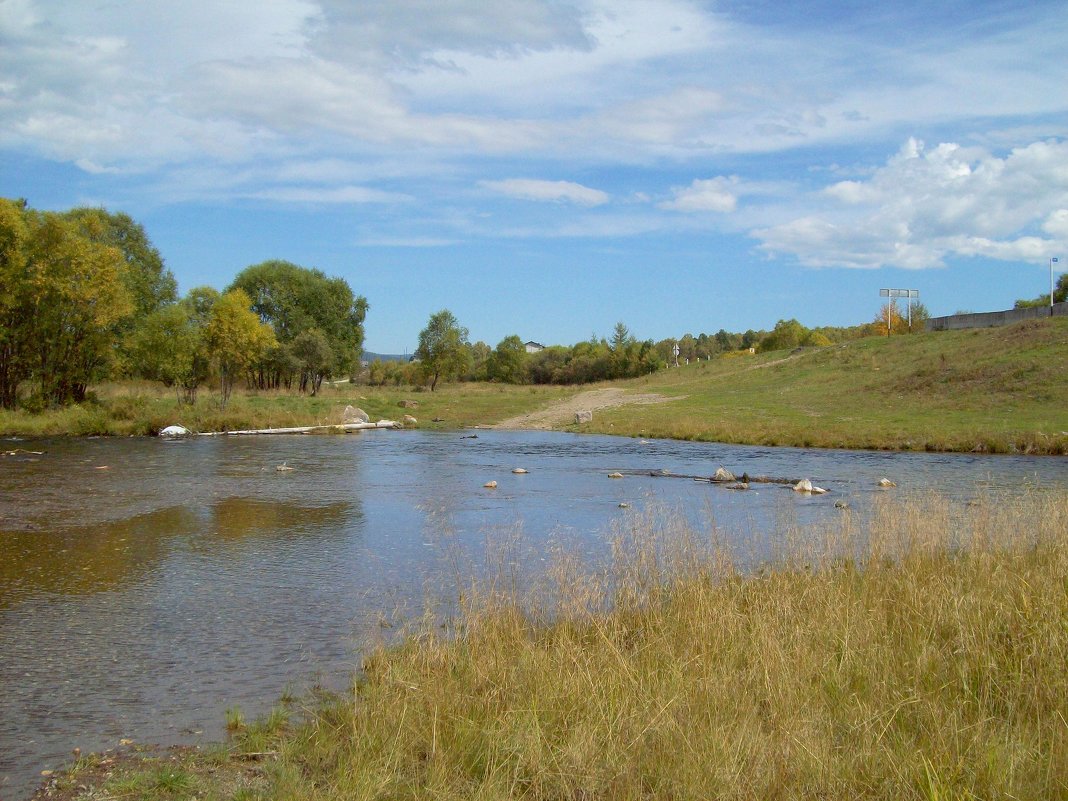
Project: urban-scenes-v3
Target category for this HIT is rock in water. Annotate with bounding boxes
[484,480,498,489]
[159,425,191,438]
[713,467,735,482]
[512,468,528,474]
[793,478,828,494]
[608,472,624,479]
[878,477,897,487]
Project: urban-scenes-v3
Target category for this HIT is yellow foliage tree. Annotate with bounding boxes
[204,289,277,408]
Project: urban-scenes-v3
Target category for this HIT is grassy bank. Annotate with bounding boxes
[586,317,1068,454]
[3,318,1068,453]
[0,381,577,437]
[43,491,1068,800]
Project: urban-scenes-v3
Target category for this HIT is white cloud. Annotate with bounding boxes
[659,176,739,213]
[755,138,1068,268]
[480,179,609,206]
[249,186,411,204]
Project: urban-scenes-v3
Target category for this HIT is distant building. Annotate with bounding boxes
[524,341,545,354]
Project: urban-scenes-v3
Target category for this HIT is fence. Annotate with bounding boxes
[925,301,1068,332]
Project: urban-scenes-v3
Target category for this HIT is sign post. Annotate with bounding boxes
[1052,257,1060,309]
[672,342,680,368]
[879,289,920,334]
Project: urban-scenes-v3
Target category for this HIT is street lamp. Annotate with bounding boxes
[1052,256,1061,309]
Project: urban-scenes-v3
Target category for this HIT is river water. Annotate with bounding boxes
[2,430,1066,798]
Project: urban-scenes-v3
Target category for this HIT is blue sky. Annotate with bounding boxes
[2,0,1066,353]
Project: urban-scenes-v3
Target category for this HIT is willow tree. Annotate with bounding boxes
[229,260,368,388]
[204,289,276,408]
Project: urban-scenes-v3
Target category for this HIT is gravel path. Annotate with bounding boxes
[490,387,676,430]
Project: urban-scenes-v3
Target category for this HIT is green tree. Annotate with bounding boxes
[415,310,470,391]
[130,303,209,405]
[488,335,529,384]
[759,319,808,353]
[291,328,333,395]
[204,289,276,408]
[229,260,368,385]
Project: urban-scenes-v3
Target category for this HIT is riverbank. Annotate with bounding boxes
[577,317,1068,454]
[34,490,1068,801]
[3,318,1067,453]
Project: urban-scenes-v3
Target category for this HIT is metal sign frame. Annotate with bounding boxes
[879,289,920,334]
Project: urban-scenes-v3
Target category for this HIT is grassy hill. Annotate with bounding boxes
[586,317,1068,454]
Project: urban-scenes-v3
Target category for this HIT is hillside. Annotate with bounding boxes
[571,317,1068,454]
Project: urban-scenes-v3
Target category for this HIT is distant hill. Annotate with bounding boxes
[362,351,410,363]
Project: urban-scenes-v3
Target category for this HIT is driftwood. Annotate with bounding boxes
[198,421,399,436]
[620,469,805,487]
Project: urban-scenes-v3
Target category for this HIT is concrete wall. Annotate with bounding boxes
[926,301,1068,332]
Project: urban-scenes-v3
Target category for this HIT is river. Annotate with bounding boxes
[2,430,1066,798]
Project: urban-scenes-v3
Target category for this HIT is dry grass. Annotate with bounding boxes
[134,490,1067,801]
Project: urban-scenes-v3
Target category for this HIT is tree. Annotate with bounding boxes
[291,328,333,395]
[0,198,31,407]
[65,207,177,319]
[229,260,368,385]
[415,310,470,391]
[204,289,276,408]
[130,303,209,405]
[488,335,529,384]
[25,211,133,405]
[758,319,808,352]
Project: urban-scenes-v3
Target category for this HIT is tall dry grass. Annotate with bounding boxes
[222,490,1067,801]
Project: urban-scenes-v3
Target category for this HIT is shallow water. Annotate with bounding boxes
[2,430,1066,798]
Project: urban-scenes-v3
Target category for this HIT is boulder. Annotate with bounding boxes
[403,415,418,425]
[725,482,749,491]
[399,400,419,409]
[608,472,624,479]
[575,410,593,424]
[793,478,828,494]
[159,425,191,438]
[484,480,498,489]
[512,468,528,474]
[713,467,735,482]
[343,405,370,424]
[878,477,896,488]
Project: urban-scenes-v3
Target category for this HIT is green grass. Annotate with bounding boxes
[0,380,578,437]
[58,489,1068,800]
[3,318,1067,453]
[584,318,1068,454]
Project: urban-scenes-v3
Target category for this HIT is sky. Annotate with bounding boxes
[2,0,1067,353]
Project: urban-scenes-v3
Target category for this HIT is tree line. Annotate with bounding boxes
[0,198,367,410]
[367,315,662,390]
[1,195,949,410]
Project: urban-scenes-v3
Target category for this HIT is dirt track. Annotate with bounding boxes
[490,387,676,430]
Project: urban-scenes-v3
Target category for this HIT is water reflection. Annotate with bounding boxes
[0,506,195,608]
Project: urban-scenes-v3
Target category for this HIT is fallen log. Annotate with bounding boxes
[197,421,400,436]
[619,469,809,487]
